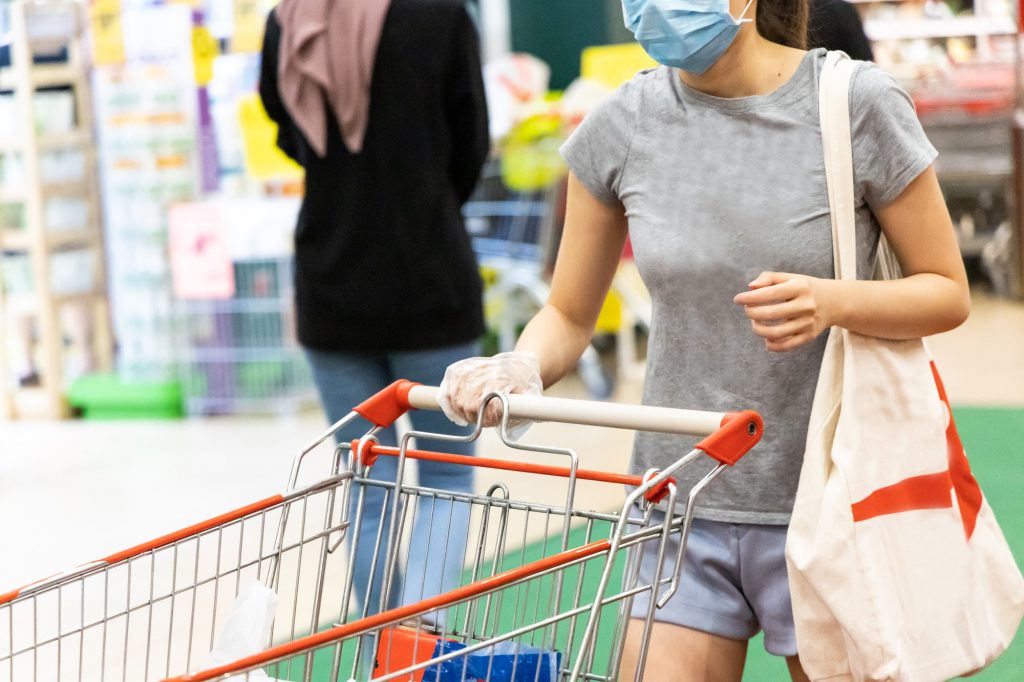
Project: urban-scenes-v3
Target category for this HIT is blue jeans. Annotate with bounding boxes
[305,341,479,622]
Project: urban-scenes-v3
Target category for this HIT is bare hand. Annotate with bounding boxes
[733,272,836,352]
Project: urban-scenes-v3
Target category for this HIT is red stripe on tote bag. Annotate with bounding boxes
[850,362,983,539]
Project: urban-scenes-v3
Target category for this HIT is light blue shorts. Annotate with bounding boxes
[629,515,798,657]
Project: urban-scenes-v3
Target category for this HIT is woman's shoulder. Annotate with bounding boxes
[846,58,910,111]
[595,65,674,117]
[838,55,936,206]
[626,65,675,97]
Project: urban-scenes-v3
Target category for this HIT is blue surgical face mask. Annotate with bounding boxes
[622,0,755,75]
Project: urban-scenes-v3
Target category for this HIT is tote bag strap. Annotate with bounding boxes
[820,52,902,282]
[819,51,859,283]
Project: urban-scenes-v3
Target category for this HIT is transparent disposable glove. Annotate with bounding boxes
[438,351,543,438]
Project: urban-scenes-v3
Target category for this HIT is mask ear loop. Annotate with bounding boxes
[734,0,755,23]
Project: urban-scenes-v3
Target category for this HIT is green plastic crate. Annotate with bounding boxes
[67,374,184,420]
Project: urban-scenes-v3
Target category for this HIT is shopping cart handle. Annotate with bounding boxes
[354,381,763,465]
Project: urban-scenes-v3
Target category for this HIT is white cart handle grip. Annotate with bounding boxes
[353,381,763,465]
[410,385,722,436]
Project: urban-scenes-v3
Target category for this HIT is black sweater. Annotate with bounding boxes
[259,0,489,352]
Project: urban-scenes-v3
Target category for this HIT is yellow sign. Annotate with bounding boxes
[191,26,220,86]
[232,0,265,53]
[581,43,656,90]
[89,0,125,66]
[238,93,304,180]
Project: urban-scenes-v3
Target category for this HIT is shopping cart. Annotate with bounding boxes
[0,381,763,682]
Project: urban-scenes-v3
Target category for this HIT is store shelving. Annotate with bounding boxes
[864,16,1016,42]
[1,227,101,250]
[854,0,1018,64]
[0,0,113,419]
[0,60,76,89]
[853,0,1022,296]
[0,129,89,152]
[0,186,26,203]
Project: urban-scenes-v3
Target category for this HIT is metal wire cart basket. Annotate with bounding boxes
[1,381,763,681]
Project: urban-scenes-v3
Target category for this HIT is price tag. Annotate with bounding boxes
[169,203,236,300]
[231,0,264,53]
[89,0,125,66]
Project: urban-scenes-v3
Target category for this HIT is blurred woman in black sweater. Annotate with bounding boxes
[259,0,489,638]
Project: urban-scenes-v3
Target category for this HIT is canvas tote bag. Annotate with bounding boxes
[784,51,1024,682]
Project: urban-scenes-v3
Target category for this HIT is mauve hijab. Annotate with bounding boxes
[274,0,392,156]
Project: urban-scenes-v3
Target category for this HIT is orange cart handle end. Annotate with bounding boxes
[696,410,764,466]
[354,380,422,428]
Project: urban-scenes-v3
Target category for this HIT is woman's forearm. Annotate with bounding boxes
[825,273,970,340]
[737,267,969,352]
[515,304,594,388]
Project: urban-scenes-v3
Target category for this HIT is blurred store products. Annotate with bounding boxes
[3,0,1024,423]
[483,52,552,141]
[169,197,313,416]
[804,0,1023,296]
[499,113,567,192]
[913,62,1019,296]
[92,3,198,385]
[862,0,1016,75]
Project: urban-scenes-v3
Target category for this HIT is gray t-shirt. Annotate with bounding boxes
[561,49,937,524]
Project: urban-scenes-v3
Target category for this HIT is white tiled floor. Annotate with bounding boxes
[0,291,1020,594]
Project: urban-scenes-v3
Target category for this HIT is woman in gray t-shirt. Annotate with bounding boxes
[440,1,969,679]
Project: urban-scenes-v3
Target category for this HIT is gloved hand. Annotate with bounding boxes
[438,351,543,437]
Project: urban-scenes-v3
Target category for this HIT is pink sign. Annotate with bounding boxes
[169,203,235,300]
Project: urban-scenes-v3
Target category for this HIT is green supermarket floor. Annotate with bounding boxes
[1,290,1021,680]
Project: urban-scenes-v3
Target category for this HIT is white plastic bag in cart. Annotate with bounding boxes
[206,581,286,681]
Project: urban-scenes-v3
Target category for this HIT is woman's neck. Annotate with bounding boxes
[678,30,806,99]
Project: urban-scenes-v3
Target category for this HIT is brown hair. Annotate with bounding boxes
[756,0,809,50]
